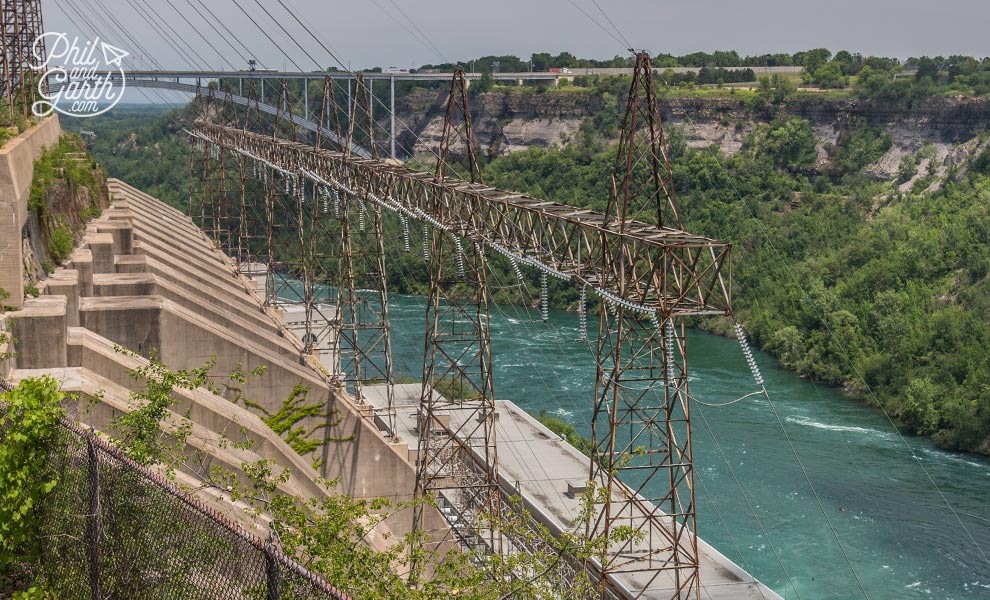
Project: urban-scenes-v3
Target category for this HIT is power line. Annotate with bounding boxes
[87,0,163,70]
[386,0,449,63]
[228,0,306,72]
[190,0,261,69]
[694,123,990,573]
[695,401,801,599]
[127,0,211,70]
[248,0,323,71]
[181,0,250,66]
[563,0,627,49]
[361,0,447,65]
[588,0,633,51]
[161,0,237,70]
[57,0,173,105]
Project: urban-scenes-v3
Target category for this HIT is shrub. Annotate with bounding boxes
[0,377,65,565]
[48,227,73,265]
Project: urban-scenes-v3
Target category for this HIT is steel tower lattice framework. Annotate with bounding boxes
[190,57,732,597]
[201,87,223,245]
[412,68,502,557]
[236,82,266,266]
[260,80,301,308]
[588,52,703,599]
[213,85,241,256]
[199,75,396,413]
[1,0,45,119]
[330,73,396,417]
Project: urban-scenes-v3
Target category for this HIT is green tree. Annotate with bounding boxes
[758,118,819,170]
[0,378,65,574]
[797,48,833,78]
[814,61,848,88]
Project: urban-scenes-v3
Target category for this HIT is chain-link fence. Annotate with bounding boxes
[0,378,351,600]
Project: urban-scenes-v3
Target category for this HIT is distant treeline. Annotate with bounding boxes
[661,67,757,85]
[416,50,990,99]
[416,49,988,74]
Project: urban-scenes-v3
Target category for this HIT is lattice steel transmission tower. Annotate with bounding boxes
[588,52,720,599]
[189,57,732,597]
[1,0,45,118]
[325,73,396,420]
[412,68,502,556]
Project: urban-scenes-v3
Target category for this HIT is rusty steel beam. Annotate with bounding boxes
[1,0,45,118]
[589,52,705,599]
[189,121,731,319]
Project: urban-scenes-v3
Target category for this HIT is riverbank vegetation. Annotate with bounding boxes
[427,49,990,100]
[480,116,990,455]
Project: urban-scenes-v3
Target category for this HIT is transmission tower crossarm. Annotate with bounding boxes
[189,123,731,319]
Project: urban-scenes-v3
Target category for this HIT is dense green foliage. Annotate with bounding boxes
[483,118,990,455]
[74,356,612,597]
[0,378,65,579]
[28,135,100,221]
[535,409,594,457]
[47,226,73,265]
[420,49,990,98]
[420,48,902,72]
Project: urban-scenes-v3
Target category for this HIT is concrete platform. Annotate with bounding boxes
[364,384,782,599]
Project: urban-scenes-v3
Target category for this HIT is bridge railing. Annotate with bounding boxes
[0,378,350,600]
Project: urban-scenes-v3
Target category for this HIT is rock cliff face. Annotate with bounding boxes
[395,89,596,158]
[389,89,990,178]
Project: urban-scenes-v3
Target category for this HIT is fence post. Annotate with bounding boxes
[85,437,102,600]
[265,546,281,600]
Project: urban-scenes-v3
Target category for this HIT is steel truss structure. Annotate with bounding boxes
[586,52,713,598]
[412,67,502,556]
[187,125,731,320]
[189,57,732,598]
[0,0,44,119]
[190,80,397,428]
[330,75,395,416]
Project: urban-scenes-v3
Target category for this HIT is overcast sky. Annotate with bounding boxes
[44,0,987,74]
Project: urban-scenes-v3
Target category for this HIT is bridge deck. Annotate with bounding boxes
[363,383,782,600]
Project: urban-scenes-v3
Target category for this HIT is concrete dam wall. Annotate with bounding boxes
[1,126,441,539]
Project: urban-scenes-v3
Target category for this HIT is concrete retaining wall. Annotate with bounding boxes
[0,117,61,309]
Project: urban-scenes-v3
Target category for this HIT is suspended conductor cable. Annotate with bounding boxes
[385,0,450,64]
[588,0,634,50]
[733,322,871,599]
[564,0,627,48]
[691,323,767,407]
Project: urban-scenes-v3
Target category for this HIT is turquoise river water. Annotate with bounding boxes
[378,292,990,600]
